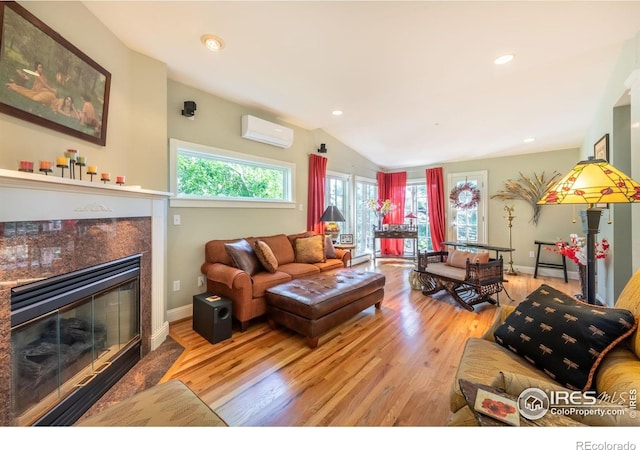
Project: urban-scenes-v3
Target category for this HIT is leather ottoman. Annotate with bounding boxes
[265,268,385,348]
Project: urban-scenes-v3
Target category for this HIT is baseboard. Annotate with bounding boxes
[168,303,192,324]
[511,265,579,280]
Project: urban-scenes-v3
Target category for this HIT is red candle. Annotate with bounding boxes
[19,160,33,171]
[116,175,125,184]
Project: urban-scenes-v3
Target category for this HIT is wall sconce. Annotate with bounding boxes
[317,143,327,153]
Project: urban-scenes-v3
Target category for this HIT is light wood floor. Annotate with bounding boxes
[164,260,579,426]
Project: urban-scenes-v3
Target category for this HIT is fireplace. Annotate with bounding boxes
[0,169,170,426]
[11,255,141,426]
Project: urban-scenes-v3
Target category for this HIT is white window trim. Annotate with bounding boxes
[169,138,296,209]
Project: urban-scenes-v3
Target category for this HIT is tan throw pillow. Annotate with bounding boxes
[474,252,490,264]
[324,235,337,259]
[446,249,471,268]
[224,239,262,276]
[294,235,325,263]
[254,240,278,273]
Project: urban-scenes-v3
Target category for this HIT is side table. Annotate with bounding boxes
[192,293,233,344]
[334,244,356,267]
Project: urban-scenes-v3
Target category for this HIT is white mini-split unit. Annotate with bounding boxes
[241,115,294,148]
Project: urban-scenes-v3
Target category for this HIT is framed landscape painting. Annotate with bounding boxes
[0,1,110,145]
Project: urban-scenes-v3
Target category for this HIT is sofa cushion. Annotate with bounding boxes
[294,234,325,264]
[224,239,262,276]
[493,284,638,391]
[259,234,296,265]
[324,235,338,259]
[254,239,278,273]
[446,250,490,268]
[612,268,640,358]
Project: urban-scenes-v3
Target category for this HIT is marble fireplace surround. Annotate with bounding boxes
[0,169,170,425]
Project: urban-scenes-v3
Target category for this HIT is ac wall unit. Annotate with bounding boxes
[241,115,294,148]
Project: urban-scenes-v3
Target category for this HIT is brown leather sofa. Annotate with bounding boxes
[201,231,351,331]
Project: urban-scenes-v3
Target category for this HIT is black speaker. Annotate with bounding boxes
[192,294,232,344]
[182,100,197,117]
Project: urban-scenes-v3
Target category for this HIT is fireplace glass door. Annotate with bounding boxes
[11,279,139,426]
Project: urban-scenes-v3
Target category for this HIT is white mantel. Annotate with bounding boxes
[0,169,172,350]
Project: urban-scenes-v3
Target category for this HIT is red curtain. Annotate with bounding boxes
[426,167,446,252]
[307,154,327,233]
[377,171,407,255]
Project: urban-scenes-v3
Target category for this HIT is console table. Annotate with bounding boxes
[441,241,514,260]
[373,227,418,264]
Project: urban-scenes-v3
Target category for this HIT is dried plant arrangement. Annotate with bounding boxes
[490,171,561,225]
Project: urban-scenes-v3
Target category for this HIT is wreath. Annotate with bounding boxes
[449,182,481,209]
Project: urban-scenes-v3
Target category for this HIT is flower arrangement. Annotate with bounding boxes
[548,234,609,265]
[367,199,395,217]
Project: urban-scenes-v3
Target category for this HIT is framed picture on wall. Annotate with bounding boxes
[594,133,610,208]
[594,134,609,161]
[0,2,111,145]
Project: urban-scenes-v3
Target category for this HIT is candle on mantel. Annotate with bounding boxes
[39,160,52,170]
[19,160,34,171]
[65,149,78,161]
[116,175,125,184]
[87,165,97,174]
[76,156,86,165]
[101,172,110,180]
[56,156,69,167]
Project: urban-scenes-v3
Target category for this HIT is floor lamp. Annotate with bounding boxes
[537,156,640,304]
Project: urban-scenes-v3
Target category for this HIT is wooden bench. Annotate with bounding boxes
[414,251,511,311]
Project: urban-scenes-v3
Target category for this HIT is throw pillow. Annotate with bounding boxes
[254,239,278,273]
[446,249,471,268]
[493,284,638,391]
[324,235,337,259]
[224,239,262,276]
[294,235,325,264]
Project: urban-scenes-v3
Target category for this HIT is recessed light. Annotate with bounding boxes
[495,54,514,65]
[523,137,535,143]
[201,34,225,52]
[332,110,343,116]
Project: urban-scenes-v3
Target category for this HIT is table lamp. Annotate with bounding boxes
[537,156,640,304]
[405,212,417,227]
[320,205,346,243]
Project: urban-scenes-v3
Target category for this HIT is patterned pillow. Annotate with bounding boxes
[254,239,278,273]
[324,235,337,259]
[224,239,262,276]
[294,235,325,263]
[494,284,638,391]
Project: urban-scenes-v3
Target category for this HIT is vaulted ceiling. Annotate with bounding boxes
[84,1,640,169]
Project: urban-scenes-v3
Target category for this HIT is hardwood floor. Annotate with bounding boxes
[164,260,579,426]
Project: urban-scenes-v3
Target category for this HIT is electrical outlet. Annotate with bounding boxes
[173,280,181,291]
[529,251,535,258]
[197,275,204,287]
[173,214,181,225]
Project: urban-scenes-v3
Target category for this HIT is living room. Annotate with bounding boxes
[1,0,640,443]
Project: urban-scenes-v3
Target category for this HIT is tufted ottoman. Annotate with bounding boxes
[265,268,385,348]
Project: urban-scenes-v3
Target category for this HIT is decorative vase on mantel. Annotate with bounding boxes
[377,214,383,231]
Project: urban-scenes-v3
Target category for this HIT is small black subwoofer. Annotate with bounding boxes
[192,294,232,344]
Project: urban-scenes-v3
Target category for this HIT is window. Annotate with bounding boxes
[326,171,350,234]
[169,138,296,208]
[355,177,378,256]
[405,182,432,253]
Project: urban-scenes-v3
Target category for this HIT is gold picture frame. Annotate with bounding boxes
[594,134,610,208]
[594,133,609,161]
